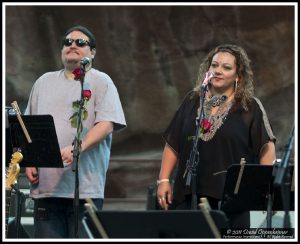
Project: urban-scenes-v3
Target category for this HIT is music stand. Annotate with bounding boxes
[83,210,229,238]
[220,164,294,227]
[272,165,294,211]
[6,115,63,168]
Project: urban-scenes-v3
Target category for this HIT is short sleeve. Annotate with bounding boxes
[24,77,41,115]
[24,85,36,115]
[250,97,276,156]
[163,91,196,155]
[94,78,126,131]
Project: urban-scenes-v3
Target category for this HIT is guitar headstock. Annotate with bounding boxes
[6,151,23,190]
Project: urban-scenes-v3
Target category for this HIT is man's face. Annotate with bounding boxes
[61,31,95,70]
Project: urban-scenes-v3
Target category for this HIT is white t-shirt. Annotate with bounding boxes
[25,68,126,199]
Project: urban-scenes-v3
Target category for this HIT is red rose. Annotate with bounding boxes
[83,89,92,100]
[200,118,211,133]
[73,68,85,80]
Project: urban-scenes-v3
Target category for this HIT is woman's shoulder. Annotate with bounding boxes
[171,90,199,114]
[251,96,265,108]
[246,96,268,116]
[183,90,199,102]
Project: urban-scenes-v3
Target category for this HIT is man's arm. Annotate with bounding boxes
[61,121,114,165]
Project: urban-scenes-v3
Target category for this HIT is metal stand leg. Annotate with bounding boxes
[266,193,272,228]
[12,185,25,238]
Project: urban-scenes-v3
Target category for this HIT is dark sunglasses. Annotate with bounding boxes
[63,38,90,47]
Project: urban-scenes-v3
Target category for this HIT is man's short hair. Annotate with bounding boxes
[61,25,96,50]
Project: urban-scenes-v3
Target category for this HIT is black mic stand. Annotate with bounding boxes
[184,87,207,210]
[72,66,86,238]
[273,125,294,228]
[11,184,26,238]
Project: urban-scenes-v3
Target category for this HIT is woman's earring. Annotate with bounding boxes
[235,79,238,92]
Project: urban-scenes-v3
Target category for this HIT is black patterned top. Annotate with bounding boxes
[163,90,276,203]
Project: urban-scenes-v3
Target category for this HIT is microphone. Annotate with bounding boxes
[80,57,92,71]
[201,71,215,90]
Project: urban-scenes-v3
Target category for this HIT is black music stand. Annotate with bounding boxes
[272,165,294,211]
[220,164,294,228]
[6,114,63,238]
[6,114,63,168]
[82,210,229,238]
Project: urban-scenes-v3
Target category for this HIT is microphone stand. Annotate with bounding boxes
[72,66,86,238]
[273,125,294,228]
[12,184,26,238]
[184,86,207,210]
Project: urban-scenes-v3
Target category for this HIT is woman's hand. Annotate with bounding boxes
[157,181,172,210]
[156,144,177,210]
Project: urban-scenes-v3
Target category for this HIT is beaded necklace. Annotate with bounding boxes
[198,93,233,141]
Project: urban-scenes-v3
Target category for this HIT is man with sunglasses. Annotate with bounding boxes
[25,25,126,238]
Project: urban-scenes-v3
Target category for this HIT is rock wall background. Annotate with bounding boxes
[5,5,295,158]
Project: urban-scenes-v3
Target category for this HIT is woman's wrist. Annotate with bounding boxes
[157,178,170,186]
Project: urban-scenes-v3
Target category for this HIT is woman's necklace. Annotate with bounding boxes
[207,95,228,107]
[199,92,234,141]
[204,94,228,119]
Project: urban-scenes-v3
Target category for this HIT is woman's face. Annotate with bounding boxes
[209,51,238,94]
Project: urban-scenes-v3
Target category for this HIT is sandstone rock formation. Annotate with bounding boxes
[5,5,295,157]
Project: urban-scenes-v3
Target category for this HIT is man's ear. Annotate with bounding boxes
[91,48,96,56]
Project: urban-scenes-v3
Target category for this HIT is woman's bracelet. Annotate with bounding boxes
[157,179,170,186]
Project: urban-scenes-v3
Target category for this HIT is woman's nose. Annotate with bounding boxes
[213,68,222,75]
